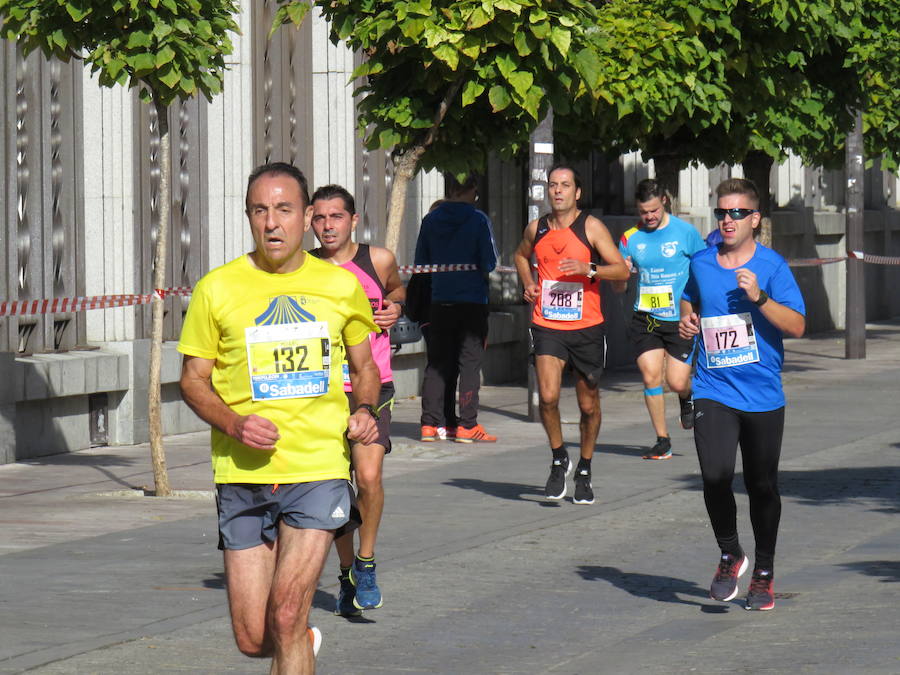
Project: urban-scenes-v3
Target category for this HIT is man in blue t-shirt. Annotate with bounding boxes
[679,178,805,612]
[614,179,705,460]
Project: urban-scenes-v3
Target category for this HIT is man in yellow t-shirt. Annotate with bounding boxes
[178,162,379,674]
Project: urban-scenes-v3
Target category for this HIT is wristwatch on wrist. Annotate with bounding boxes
[355,403,380,420]
[754,290,769,307]
[586,262,598,279]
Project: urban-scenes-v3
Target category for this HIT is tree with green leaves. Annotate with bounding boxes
[1,0,239,496]
[558,0,899,240]
[275,0,634,252]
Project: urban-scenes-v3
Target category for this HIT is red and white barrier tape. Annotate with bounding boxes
[5,252,896,318]
[847,250,900,265]
[398,263,517,274]
[788,251,900,267]
[0,287,193,318]
[787,257,847,267]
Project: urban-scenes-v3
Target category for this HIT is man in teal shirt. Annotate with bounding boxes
[614,178,705,459]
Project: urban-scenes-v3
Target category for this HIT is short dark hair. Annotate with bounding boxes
[311,184,356,216]
[635,178,666,204]
[716,178,760,208]
[246,162,310,211]
[445,174,478,199]
[547,163,582,191]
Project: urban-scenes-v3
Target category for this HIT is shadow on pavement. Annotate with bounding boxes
[838,560,900,583]
[442,477,544,501]
[577,565,714,608]
[202,572,225,589]
[672,466,900,514]
[1,453,144,493]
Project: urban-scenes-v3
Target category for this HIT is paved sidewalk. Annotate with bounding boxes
[1,321,899,674]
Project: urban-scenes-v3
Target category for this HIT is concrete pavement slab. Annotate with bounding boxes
[1,321,898,674]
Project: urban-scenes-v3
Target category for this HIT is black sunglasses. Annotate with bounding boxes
[714,207,758,221]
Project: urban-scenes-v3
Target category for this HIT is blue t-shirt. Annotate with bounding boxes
[682,244,806,412]
[619,215,705,321]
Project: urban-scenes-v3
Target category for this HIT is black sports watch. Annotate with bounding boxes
[754,290,769,307]
[355,403,380,420]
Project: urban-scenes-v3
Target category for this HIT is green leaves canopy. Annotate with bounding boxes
[277,0,899,176]
[0,0,239,104]
[559,0,900,171]
[277,0,614,178]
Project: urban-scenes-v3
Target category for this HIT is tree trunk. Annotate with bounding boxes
[385,146,426,254]
[148,95,173,497]
[743,150,774,247]
[383,78,464,253]
[651,153,682,213]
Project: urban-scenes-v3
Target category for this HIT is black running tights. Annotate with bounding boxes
[693,399,785,571]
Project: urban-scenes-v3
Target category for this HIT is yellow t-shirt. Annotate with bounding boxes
[177,254,376,484]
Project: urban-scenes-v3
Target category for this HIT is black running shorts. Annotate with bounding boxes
[346,382,395,453]
[628,311,694,362]
[530,323,606,385]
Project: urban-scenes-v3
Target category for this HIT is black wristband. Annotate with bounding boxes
[355,403,380,421]
[754,290,769,307]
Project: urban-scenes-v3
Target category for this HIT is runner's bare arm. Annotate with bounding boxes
[179,355,280,450]
[345,338,380,445]
[371,246,406,330]
[610,256,633,294]
[735,268,805,338]
[514,221,540,303]
[585,216,630,281]
[679,299,701,340]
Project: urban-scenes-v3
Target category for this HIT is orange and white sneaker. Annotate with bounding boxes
[454,424,497,443]
[421,425,439,442]
[308,626,322,657]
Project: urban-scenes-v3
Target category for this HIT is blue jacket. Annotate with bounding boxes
[414,202,498,304]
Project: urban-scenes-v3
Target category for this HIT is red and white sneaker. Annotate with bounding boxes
[709,553,749,601]
[454,424,497,443]
[745,569,775,611]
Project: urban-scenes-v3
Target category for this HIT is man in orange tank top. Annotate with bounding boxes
[514,165,629,505]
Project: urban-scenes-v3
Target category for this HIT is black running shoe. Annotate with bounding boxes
[679,396,695,430]
[642,436,672,460]
[745,568,775,611]
[709,552,749,601]
[334,570,361,617]
[573,469,594,505]
[544,454,572,500]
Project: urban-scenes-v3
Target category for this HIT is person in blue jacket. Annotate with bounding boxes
[680,178,805,612]
[414,175,498,443]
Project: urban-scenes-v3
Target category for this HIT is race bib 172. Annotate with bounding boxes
[700,313,760,368]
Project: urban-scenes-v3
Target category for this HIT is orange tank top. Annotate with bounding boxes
[531,211,603,330]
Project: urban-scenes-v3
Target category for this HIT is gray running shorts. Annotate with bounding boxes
[216,479,361,551]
